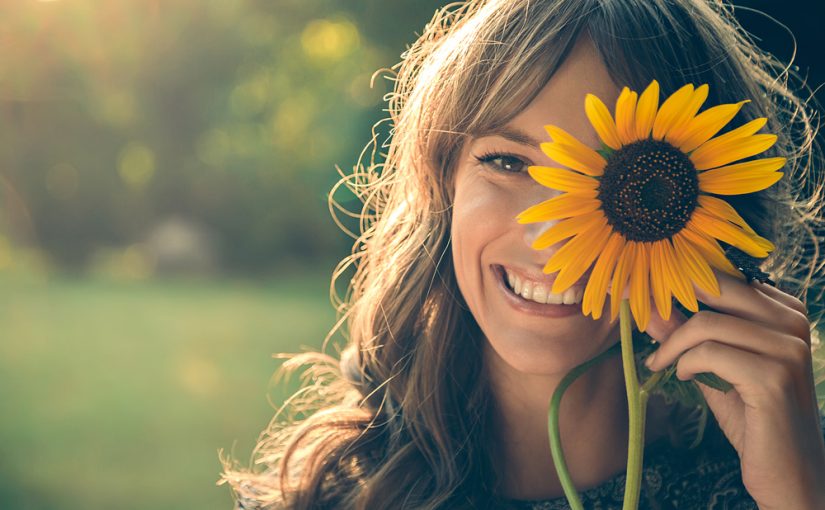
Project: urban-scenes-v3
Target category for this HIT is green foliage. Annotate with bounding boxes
[0,0,445,273]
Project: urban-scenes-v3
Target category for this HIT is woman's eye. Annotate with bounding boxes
[476,153,528,174]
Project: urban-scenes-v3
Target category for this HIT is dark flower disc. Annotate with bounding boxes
[598,139,700,242]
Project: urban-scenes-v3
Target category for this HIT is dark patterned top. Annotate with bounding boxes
[233,413,825,509]
[506,415,766,510]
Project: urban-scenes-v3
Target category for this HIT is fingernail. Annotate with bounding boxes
[645,352,657,370]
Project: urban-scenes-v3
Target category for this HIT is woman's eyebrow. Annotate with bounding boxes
[476,125,541,148]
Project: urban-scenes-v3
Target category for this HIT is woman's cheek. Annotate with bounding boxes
[451,175,518,314]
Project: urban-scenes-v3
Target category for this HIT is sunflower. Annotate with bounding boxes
[517,81,782,331]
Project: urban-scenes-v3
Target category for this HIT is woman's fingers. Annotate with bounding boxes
[692,271,801,331]
[670,340,767,382]
[751,280,809,317]
[644,301,687,340]
[645,310,810,372]
[641,270,809,344]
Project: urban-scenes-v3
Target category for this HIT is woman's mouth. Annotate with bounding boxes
[492,265,585,317]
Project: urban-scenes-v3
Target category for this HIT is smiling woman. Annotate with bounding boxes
[220,1,825,509]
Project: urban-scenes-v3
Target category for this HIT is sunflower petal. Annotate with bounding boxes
[690,134,777,171]
[531,210,605,250]
[696,195,775,251]
[629,243,651,331]
[672,232,721,297]
[662,240,699,312]
[680,225,744,279]
[543,219,608,274]
[615,87,638,145]
[517,193,603,223]
[697,156,785,190]
[675,101,749,152]
[540,142,606,176]
[549,222,612,293]
[610,241,637,321]
[689,117,767,166]
[543,125,608,171]
[690,209,771,257]
[544,125,580,146]
[699,168,784,195]
[585,93,622,150]
[652,84,694,140]
[583,232,625,319]
[635,80,660,139]
[649,240,672,321]
[528,166,600,194]
[665,84,709,143]
[697,195,757,235]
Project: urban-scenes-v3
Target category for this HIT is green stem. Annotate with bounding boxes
[548,342,621,510]
[620,299,645,510]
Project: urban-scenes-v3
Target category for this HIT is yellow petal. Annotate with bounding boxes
[585,93,622,150]
[696,195,775,251]
[699,167,784,195]
[610,242,636,321]
[517,193,603,223]
[549,222,612,293]
[635,80,660,139]
[663,236,699,312]
[696,195,757,235]
[531,210,605,250]
[615,87,638,145]
[675,101,749,152]
[540,142,606,176]
[583,232,625,320]
[665,84,709,144]
[680,225,744,279]
[652,84,694,140]
[690,134,777,171]
[543,125,609,173]
[689,117,767,166]
[543,219,608,274]
[672,232,721,297]
[544,219,610,274]
[690,209,770,258]
[697,156,785,191]
[544,125,587,147]
[528,166,600,194]
[649,240,672,321]
[629,243,651,331]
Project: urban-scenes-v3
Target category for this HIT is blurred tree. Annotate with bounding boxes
[0,0,444,274]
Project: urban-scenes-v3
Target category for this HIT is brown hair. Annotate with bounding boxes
[220,1,824,508]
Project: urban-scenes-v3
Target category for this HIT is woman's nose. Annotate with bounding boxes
[521,218,559,251]
[519,186,564,250]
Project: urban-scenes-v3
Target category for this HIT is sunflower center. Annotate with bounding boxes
[598,139,699,242]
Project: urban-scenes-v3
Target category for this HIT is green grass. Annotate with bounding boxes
[0,272,337,510]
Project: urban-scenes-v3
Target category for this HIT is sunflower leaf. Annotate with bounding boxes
[596,144,614,160]
[694,372,734,393]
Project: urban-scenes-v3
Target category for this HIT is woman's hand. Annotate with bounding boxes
[643,272,825,510]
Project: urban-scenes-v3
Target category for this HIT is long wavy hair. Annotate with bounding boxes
[220,0,824,508]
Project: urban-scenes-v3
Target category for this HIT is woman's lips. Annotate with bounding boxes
[491,264,583,318]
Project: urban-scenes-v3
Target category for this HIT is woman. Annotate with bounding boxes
[221,0,825,508]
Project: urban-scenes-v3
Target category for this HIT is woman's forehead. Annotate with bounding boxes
[505,35,620,149]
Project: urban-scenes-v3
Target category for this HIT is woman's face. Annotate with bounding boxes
[451,39,623,374]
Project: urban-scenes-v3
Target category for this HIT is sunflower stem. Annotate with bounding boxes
[548,342,621,510]
[620,299,646,510]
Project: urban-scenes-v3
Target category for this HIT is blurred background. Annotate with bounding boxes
[0,1,821,509]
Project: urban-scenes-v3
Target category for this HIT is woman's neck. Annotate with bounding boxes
[484,342,668,501]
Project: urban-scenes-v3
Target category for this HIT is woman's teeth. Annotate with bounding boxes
[506,269,583,305]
